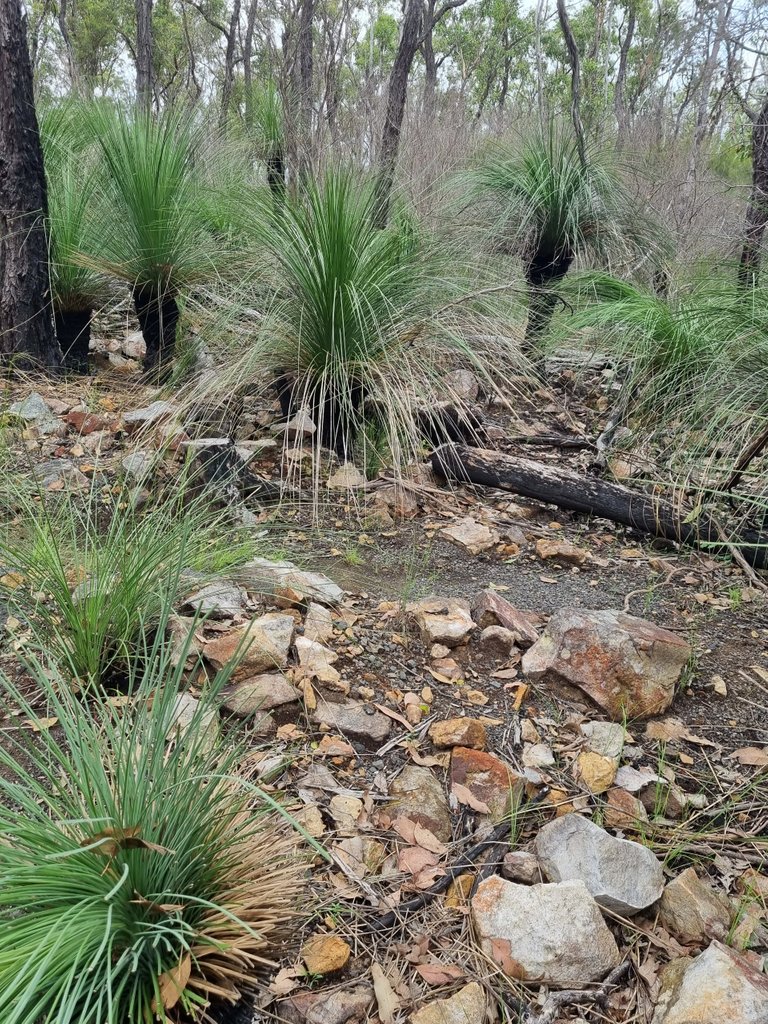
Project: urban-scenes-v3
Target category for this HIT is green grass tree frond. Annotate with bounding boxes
[0,480,255,690]
[469,128,664,349]
[0,645,306,1023]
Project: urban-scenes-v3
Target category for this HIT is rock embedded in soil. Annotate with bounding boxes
[181,580,247,619]
[471,876,620,988]
[236,557,344,606]
[32,459,89,490]
[304,602,334,643]
[604,788,648,830]
[658,867,732,945]
[409,982,486,1024]
[123,399,177,433]
[221,673,300,715]
[204,612,295,679]
[328,463,366,489]
[477,625,517,658]
[121,450,153,482]
[407,597,475,648]
[429,717,486,750]
[312,697,391,744]
[444,369,480,403]
[534,813,664,916]
[522,608,690,720]
[502,850,540,884]
[168,693,218,750]
[387,764,452,841]
[278,983,374,1024]
[651,941,768,1024]
[450,746,524,821]
[439,515,499,554]
[535,538,589,565]
[9,392,65,436]
[301,934,352,975]
[470,590,540,646]
[574,751,617,794]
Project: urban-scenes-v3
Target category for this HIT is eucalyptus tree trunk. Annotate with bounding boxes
[738,94,768,289]
[243,0,258,127]
[557,0,587,167]
[135,0,154,116]
[614,5,636,146]
[373,0,424,228]
[295,0,315,178]
[0,0,60,367]
[219,0,242,131]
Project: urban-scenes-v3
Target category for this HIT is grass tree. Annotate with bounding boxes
[471,130,659,350]
[90,109,216,377]
[200,170,521,472]
[247,82,287,200]
[0,641,307,1023]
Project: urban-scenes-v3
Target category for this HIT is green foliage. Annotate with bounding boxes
[245,81,285,160]
[0,482,254,689]
[0,644,305,1023]
[88,107,219,294]
[471,129,661,274]
[204,168,521,467]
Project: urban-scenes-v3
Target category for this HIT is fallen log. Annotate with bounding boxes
[431,443,768,571]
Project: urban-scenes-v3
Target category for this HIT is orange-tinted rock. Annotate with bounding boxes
[604,788,648,830]
[451,746,524,820]
[429,717,486,750]
[470,591,540,646]
[67,410,118,435]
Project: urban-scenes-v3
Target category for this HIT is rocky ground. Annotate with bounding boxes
[1,353,767,1024]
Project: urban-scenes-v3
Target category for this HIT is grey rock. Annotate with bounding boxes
[9,393,64,435]
[121,450,153,482]
[388,764,452,841]
[478,624,517,658]
[33,459,89,490]
[535,813,664,916]
[222,673,300,715]
[237,557,344,606]
[652,941,768,1024]
[472,876,620,988]
[181,579,247,619]
[304,602,334,643]
[407,596,475,648]
[410,982,485,1024]
[169,693,218,750]
[502,850,540,884]
[444,369,480,403]
[278,984,374,1024]
[123,400,176,433]
[312,697,391,744]
[204,613,295,678]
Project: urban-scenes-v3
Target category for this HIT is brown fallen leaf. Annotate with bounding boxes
[451,782,491,814]
[24,717,58,732]
[733,746,768,766]
[645,718,716,747]
[415,963,466,986]
[371,963,400,1024]
[152,953,191,1012]
[269,966,303,996]
[373,703,412,729]
[80,826,172,858]
[405,742,449,768]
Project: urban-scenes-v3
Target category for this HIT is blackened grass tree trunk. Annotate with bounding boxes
[0,0,60,368]
[524,248,574,350]
[738,93,768,289]
[133,283,180,374]
[54,308,91,373]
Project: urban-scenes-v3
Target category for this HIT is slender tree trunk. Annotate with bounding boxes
[57,0,83,95]
[243,0,258,127]
[422,31,438,118]
[296,0,315,178]
[738,94,768,289]
[0,0,60,368]
[219,0,242,132]
[373,0,423,228]
[614,5,635,146]
[135,0,154,116]
[557,0,587,167]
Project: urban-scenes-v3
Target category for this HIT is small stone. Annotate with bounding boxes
[222,673,300,715]
[651,941,768,1024]
[429,717,486,750]
[658,868,732,945]
[181,580,247,619]
[32,459,89,490]
[604,789,648,830]
[410,982,485,1024]
[477,625,517,658]
[278,984,373,1024]
[580,721,626,759]
[295,804,325,839]
[440,516,499,555]
[430,643,451,660]
[204,612,294,678]
[166,614,202,667]
[284,408,316,439]
[312,697,391,744]
[304,602,334,643]
[123,400,176,433]
[739,868,768,900]
[301,934,352,975]
[122,330,146,360]
[121,450,153,482]
[430,657,463,680]
[388,765,452,841]
[471,876,620,987]
[168,693,218,750]
[470,591,540,646]
[9,392,64,436]
[328,463,366,488]
[575,751,617,794]
[522,742,555,768]
[522,608,691,720]
[502,850,540,884]
[534,813,664,916]
[451,746,524,821]
[66,410,116,435]
[444,369,479,403]
[407,597,475,647]
[237,557,344,606]
[536,538,589,565]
